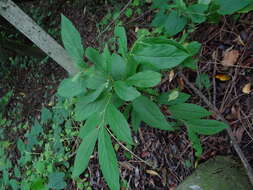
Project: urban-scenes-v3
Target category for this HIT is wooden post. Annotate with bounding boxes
[0,0,79,76]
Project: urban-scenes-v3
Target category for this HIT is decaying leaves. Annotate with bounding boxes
[242,83,251,94]
[221,50,240,67]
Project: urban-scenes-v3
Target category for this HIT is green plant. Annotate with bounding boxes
[151,0,253,36]
[151,0,209,36]
[58,14,228,190]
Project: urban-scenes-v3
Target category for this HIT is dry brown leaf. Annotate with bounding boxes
[242,83,251,94]
[221,50,240,67]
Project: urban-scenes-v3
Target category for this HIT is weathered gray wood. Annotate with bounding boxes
[0,0,79,76]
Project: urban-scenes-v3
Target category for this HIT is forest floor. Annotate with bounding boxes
[1,0,253,189]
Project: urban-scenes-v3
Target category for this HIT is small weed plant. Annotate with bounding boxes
[58,14,228,190]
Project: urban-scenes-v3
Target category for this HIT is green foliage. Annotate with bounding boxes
[151,0,253,36]
[57,15,229,190]
[215,0,252,15]
[61,14,85,69]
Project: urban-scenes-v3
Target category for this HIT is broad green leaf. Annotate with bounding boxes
[61,15,85,68]
[216,0,251,15]
[114,81,140,101]
[110,53,126,80]
[85,47,106,70]
[133,96,174,130]
[98,128,120,190]
[164,11,187,36]
[86,70,108,89]
[106,104,133,144]
[114,25,128,56]
[125,56,138,77]
[185,119,228,135]
[132,38,189,69]
[187,4,208,24]
[188,129,203,157]
[75,84,106,108]
[73,128,98,177]
[126,71,161,88]
[48,172,66,190]
[131,109,141,133]
[151,11,167,27]
[158,91,190,106]
[169,103,212,120]
[57,77,85,98]
[75,95,109,121]
[238,2,253,13]
[79,113,103,139]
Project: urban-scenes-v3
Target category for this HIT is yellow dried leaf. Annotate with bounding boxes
[146,170,161,177]
[169,70,175,82]
[242,83,251,94]
[214,74,231,81]
[221,50,240,67]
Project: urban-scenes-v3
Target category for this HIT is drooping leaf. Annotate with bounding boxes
[73,128,99,177]
[114,81,140,101]
[169,103,212,120]
[48,172,66,190]
[106,104,133,144]
[57,77,85,98]
[98,128,120,190]
[216,0,251,15]
[185,119,228,135]
[114,25,128,56]
[133,96,174,130]
[110,53,126,80]
[61,14,85,68]
[132,38,189,69]
[126,71,161,88]
[188,129,203,157]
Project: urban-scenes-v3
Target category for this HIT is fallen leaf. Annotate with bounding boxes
[214,74,231,81]
[169,70,175,82]
[146,170,161,178]
[242,83,251,94]
[221,49,240,67]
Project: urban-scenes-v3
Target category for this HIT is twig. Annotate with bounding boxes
[179,72,253,186]
[106,128,153,168]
